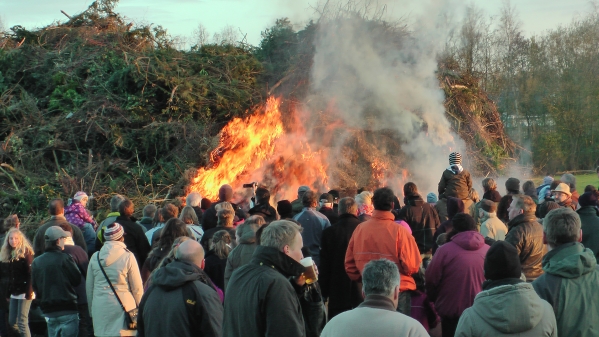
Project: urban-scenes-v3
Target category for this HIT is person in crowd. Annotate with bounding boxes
[410,268,439,333]
[224,220,306,337]
[179,206,203,242]
[141,218,191,284]
[561,173,579,206]
[146,203,179,246]
[201,209,237,251]
[33,199,87,256]
[104,199,151,267]
[426,193,438,207]
[577,191,599,258]
[552,182,576,210]
[320,197,363,320]
[1,228,34,337]
[523,180,539,204]
[473,178,502,227]
[31,226,82,337]
[537,201,560,221]
[293,190,331,267]
[137,240,223,337]
[87,223,143,337]
[479,200,508,241]
[318,193,339,224]
[425,213,489,337]
[2,214,20,233]
[345,187,421,315]
[291,185,310,216]
[204,230,231,292]
[328,190,340,214]
[536,174,554,198]
[433,196,464,253]
[497,177,520,223]
[438,152,473,220]
[248,187,277,223]
[137,204,157,232]
[533,207,599,337]
[224,215,264,290]
[201,198,212,211]
[585,184,597,193]
[536,180,562,218]
[202,184,247,231]
[65,191,97,255]
[455,241,557,337]
[0,221,12,337]
[277,200,294,220]
[492,195,545,281]
[322,259,428,337]
[186,192,203,222]
[57,223,91,337]
[354,191,374,221]
[96,195,126,240]
[467,188,480,217]
[397,182,440,257]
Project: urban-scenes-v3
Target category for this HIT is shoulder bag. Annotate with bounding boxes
[96,253,138,330]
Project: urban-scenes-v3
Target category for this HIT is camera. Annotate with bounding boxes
[243,182,257,188]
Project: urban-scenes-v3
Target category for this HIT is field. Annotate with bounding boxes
[533,173,598,192]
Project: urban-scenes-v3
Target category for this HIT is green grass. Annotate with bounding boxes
[533,173,599,192]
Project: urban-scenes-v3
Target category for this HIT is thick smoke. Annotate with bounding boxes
[307,0,465,195]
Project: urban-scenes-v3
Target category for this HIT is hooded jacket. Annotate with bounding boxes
[505,213,546,281]
[86,241,144,337]
[397,195,440,254]
[223,245,306,337]
[425,231,489,318]
[438,168,472,200]
[65,200,96,229]
[138,261,223,337]
[455,281,557,337]
[533,242,599,337]
[578,206,599,258]
[224,228,257,290]
[433,197,464,253]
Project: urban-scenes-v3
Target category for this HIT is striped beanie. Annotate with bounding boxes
[449,152,462,165]
[104,222,124,241]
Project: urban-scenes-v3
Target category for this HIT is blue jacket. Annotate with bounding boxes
[293,207,331,266]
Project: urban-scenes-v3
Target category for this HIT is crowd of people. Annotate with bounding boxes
[1,152,599,337]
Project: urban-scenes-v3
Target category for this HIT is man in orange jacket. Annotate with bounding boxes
[345,187,422,315]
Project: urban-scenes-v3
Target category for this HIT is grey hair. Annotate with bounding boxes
[543,207,581,246]
[362,259,400,297]
[175,240,205,265]
[482,178,497,191]
[260,220,302,251]
[560,173,576,190]
[339,197,357,215]
[143,204,157,218]
[110,194,126,212]
[512,195,536,214]
[186,192,202,207]
[179,206,199,225]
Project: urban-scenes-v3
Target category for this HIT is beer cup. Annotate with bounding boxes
[300,257,318,284]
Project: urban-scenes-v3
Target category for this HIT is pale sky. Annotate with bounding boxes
[0,0,592,46]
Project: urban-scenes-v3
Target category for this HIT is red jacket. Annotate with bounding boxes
[345,210,422,291]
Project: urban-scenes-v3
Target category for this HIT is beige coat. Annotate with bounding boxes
[86,241,143,337]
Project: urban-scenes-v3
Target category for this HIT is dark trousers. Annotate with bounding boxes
[77,304,91,337]
[396,291,412,315]
[441,316,460,337]
[0,308,7,337]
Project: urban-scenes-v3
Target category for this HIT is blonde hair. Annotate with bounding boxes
[0,228,34,262]
[179,206,199,225]
[215,202,234,213]
[211,230,232,259]
[217,209,234,227]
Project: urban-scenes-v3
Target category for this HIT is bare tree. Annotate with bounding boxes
[192,23,209,47]
[213,25,239,46]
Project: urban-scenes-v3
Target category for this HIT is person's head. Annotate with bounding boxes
[201,198,212,210]
[584,185,597,193]
[338,197,358,216]
[543,175,554,186]
[175,240,205,269]
[49,199,65,216]
[218,184,233,202]
[484,241,522,280]
[447,213,477,241]
[447,196,465,219]
[255,187,271,205]
[372,187,395,211]
[1,228,33,262]
[3,214,20,231]
[179,206,199,225]
[449,152,462,166]
[244,215,265,231]
[110,194,126,212]
[552,183,572,203]
[508,195,536,220]
[57,223,74,238]
[211,230,232,259]
[255,223,270,245]
[505,177,520,194]
[186,192,202,208]
[104,222,125,242]
[539,201,560,219]
[354,191,372,208]
[523,180,537,198]
[482,178,497,192]
[158,218,191,250]
[319,193,333,209]
[578,191,599,208]
[403,182,418,198]
[260,220,303,262]
[560,173,576,192]
[543,207,581,248]
[73,191,89,206]
[235,222,257,244]
[302,190,318,208]
[215,202,234,213]
[328,190,340,203]
[217,209,235,228]
[119,199,134,218]
[153,207,164,225]
[44,226,71,250]
[361,259,401,307]
[469,188,480,203]
[479,199,497,219]
[277,200,293,219]
[142,204,157,219]
[161,203,179,221]
[426,193,438,204]
[297,185,310,200]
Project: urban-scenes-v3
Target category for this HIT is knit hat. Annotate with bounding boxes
[218,184,233,202]
[44,226,72,241]
[552,183,572,197]
[578,192,598,207]
[319,193,333,203]
[452,213,477,232]
[74,191,88,201]
[449,152,462,165]
[298,185,310,195]
[277,200,293,217]
[505,178,520,192]
[481,199,497,213]
[426,193,438,203]
[104,222,124,241]
[484,241,522,280]
[543,176,554,185]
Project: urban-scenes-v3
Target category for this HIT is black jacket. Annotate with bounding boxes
[4,250,33,299]
[202,201,246,232]
[33,216,87,256]
[138,260,223,337]
[63,244,89,304]
[114,215,151,268]
[204,250,227,292]
[505,213,546,281]
[31,247,81,314]
[397,195,440,254]
[200,227,236,253]
[318,207,339,225]
[249,203,278,223]
[319,213,363,319]
[497,194,516,223]
[223,245,306,337]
